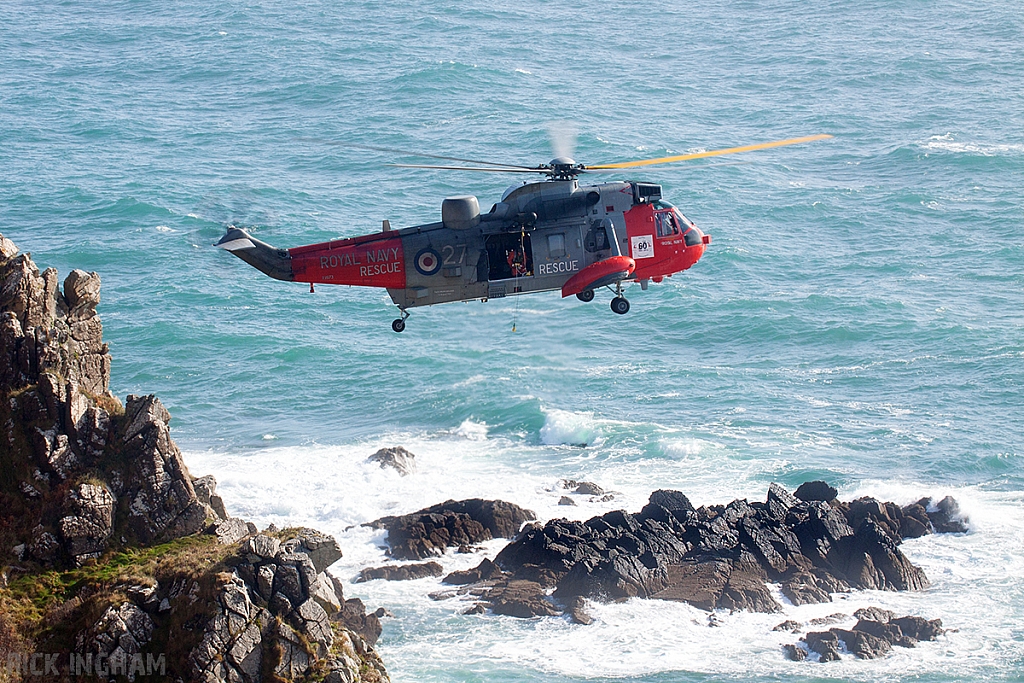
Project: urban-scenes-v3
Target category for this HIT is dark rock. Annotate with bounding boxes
[443,558,503,585]
[841,518,930,591]
[357,561,444,582]
[367,445,416,475]
[891,615,944,641]
[462,603,486,615]
[784,643,808,661]
[854,606,895,623]
[808,613,848,626]
[649,489,695,514]
[652,560,780,613]
[794,481,838,502]
[558,496,577,506]
[372,499,535,560]
[832,627,891,659]
[774,620,802,632]
[336,597,382,646]
[565,595,592,625]
[899,502,932,539]
[853,618,903,643]
[804,630,841,662]
[485,580,561,618]
[573,481,604,496]
[928,496,969,533]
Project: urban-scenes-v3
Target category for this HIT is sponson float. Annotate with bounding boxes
[217,134,831,331]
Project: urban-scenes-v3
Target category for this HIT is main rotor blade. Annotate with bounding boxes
[389,163,547,173]
[296,138,538,171]
[587,134,833,170]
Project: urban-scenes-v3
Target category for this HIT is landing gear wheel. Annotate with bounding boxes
[391,318,406,333]
[610,297,630,315]
[576,289,595,303]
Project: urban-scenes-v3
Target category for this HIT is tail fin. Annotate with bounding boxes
[215,227,295,282]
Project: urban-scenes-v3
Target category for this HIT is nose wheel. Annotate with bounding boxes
[392,309,409,332]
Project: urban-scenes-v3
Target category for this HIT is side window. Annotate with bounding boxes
[548,233,566,259]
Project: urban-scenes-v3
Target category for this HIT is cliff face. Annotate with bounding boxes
[0,235,388,683]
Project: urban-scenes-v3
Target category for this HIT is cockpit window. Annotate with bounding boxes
[652,199,675,210]
[655,211,680,237]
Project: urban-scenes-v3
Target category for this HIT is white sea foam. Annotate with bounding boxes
[454,419,488,440]
[539,408,602,446]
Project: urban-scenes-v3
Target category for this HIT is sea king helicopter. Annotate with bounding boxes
[217,133,831,331]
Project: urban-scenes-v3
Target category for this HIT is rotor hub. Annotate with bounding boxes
[548,157,584,180]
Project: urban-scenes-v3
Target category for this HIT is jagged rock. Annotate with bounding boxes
[189,573,271,683]
[0,235,17,260]
[274,620,313,680]
[295,598,334,657]
[310,573,342,615]
[121,395,206,544]
[207,518,250,545]
[774,620,802,632]
[565,596,592,625]
[784,643,808,661]
[193,474,229,520]
[442,558,503,585]
[246,533,281,561]
[854,606,896,623]
[367,446,416,475]
[558,496,577,506]
[485,580,561,618]
[804,630,841,661]
[571,481,604,495]
[891,615,944,641]
[337,597,382,646]
[794,481,838,502]
[77,602,155,679]
[280,528,343,573]
[358,561,444,582]
[60,482,115,564]
[834,627,892,659]
[63,269,101,319]
[925,496,969,533]
[273,561,307,608]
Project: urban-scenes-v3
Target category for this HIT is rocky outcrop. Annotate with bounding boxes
[0,236,390,683]
[357,562,444,582]
[368,499,535,560]
[367,446,416,476]
[785,607,945,661]
[0,237,209,565]
[470,482,966,619]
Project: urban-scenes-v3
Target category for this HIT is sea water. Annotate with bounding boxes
[2,1,1022,680]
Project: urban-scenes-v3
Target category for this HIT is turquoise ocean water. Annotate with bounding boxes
[3,1,1023,680]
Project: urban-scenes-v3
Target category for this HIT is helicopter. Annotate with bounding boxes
[216,134,831,332]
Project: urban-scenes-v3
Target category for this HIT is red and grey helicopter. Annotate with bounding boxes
[217,134,830,331]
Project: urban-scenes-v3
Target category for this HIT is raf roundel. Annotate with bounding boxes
[414,248,442,276]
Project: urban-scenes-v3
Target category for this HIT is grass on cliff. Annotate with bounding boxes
[0,534,233,643]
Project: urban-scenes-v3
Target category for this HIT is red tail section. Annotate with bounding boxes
[289,234,406,289]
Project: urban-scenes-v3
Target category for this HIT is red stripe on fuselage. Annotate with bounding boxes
[289,233,406,288]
